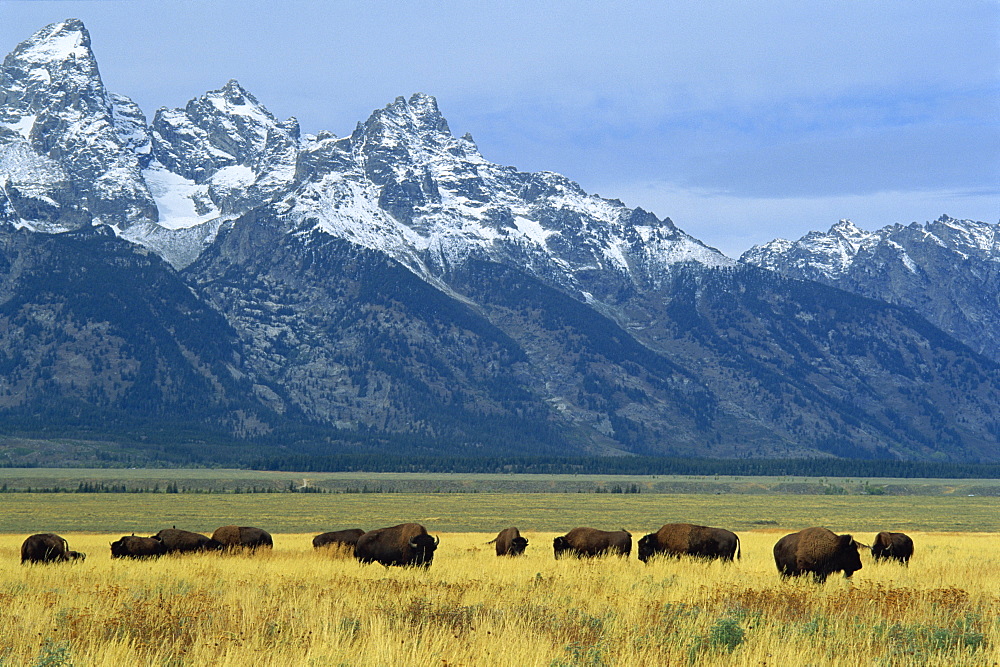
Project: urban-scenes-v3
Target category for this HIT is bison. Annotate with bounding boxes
[313,529,366,550]
[488,527,529,556]
[553,527,631,558]
[637,523,740,563]
[111,535,168,559]
[773,527,863,582]
[21,533,84,564]
[212,526,273,551]
[354,523,439,567]
[152,528,224,553]
[871,531,913,565]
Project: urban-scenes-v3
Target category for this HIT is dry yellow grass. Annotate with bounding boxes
[0,530,996,666]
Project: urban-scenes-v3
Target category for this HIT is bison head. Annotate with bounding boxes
[510,536,529,555]
[553,536,570,557]
[837,535,863,577]
[637,534,657,563]
[408,533,439,566]
[110,538,128,559]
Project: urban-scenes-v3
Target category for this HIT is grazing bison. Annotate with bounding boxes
[488,527,529,556]
[111,535,168,559]
[313,529,365,549]
[637,523,740,563]
[773,527,863,582]
[354,523,439,567]
[152,528,224,553]
[871,531,913,565]
[553,527,631,558]
[212,526,273,550]
[21,533,84,564]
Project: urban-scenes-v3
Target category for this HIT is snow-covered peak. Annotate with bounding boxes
[8,19,92,66]
[357,92,452,140]
[287,91,733,298]
[152,79,299,183]
[2,19,733,288]
[918,215,999,254]
[1,19,155,230]
[828,219,872,247]
[743,215,1000,283]
[143,80,300,243]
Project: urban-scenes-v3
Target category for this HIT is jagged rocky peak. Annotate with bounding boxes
[828,218,870,244]
[355,92,454,145]
[916,214,999,252]
[0,18,155,231]
[741,214,1000,361]
[741,218,875,278]
[349,92,484,187]
[743,215,1000,280]
[144,79,300,230]
[151,79,299,183]
[1,19,103,105]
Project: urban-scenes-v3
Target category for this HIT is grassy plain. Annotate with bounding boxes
[1,491,999,533]
[2,467,1000,497]
[0,529,997,666]
[0,493,998,665]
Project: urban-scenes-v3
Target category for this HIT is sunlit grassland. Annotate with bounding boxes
[0,529,997,666]
[0,493,998,665]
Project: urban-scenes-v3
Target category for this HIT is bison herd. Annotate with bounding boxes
[18,522,915,581]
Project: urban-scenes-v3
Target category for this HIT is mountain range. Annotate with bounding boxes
[2,19,999,464]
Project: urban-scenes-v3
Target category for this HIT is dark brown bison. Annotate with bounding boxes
[313,529,365,549]
[871,531,913,565]
[212,526,273,550]
[21,533,85,564]
[637,523,740,563]
[773,527,863,582]
[488,527,529,556]
[111,535,168,559]
[553,527,631,558]
[354,523,439,567]
[152,528,224,553]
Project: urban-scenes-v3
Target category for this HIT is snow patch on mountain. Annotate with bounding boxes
[143,162,220,230]
[3,20,735,290]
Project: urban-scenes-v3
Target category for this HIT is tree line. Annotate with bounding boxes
[246,454,1000,479]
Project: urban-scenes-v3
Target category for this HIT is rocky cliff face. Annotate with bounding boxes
[2,20,999,462]
[742,216,1000,361]
[0,19,155,231]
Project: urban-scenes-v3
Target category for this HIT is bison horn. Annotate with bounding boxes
[409,538,419,548]
[433,535,440,546]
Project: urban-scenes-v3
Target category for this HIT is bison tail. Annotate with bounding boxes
[486,538,497,544]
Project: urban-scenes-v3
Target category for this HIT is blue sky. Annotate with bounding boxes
[1,0,997,257]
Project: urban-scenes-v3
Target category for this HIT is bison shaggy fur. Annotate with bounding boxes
[489,527,529,556]
[212,525,273,550]
[553,527,631,558]
[773,527,863,582]
[637,523,740,563]
[313,529,365,549]
[871,531,913,565]
[21,533,83,564]
[354,523,439,567]
[111,535,168,559]
[153,528,224,553]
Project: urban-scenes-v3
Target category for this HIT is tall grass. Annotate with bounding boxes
[0,531,996,665]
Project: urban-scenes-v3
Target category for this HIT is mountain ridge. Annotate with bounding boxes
[2,19,999,463]
[742,215,1000,362]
